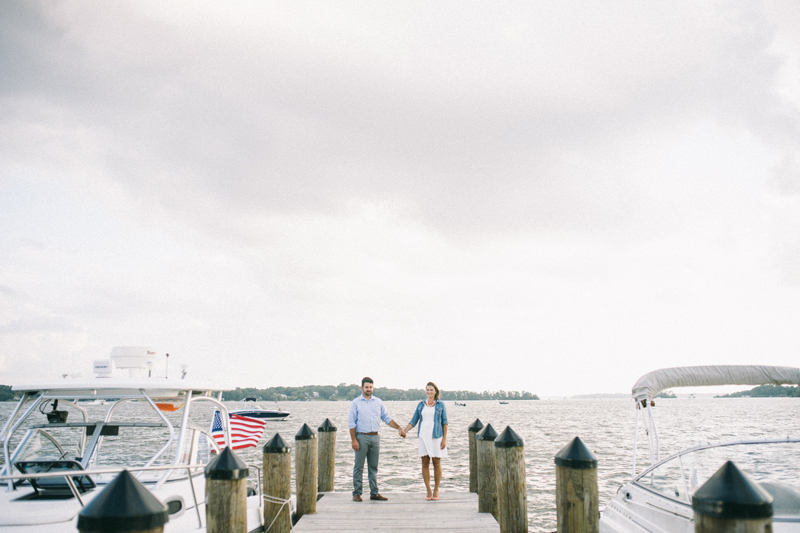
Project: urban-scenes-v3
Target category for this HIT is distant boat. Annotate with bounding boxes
[499,401,509,405]
[229,399,290,419]
[80,398,106,405]
[454,401,466,406]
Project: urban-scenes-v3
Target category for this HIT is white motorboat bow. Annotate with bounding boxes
[229,399,290,420]
[0,347,283,532]
[600,365,800,532]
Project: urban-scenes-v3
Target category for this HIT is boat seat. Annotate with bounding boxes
[15,460,96,497]
[761,482,800,517]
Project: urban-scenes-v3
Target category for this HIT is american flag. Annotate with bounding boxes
[209,411,267,451]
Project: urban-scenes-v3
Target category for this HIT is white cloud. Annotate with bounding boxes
[1,1,800,395]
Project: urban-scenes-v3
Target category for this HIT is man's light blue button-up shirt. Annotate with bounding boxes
[348,394,393,433]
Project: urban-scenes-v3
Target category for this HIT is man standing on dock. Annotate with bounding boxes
[348,376,406,502]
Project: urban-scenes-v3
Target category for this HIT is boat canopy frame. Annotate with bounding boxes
[1,387,234,492]
[629,364,800,479]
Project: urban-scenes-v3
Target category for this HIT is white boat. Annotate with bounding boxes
[0,347,284,532]
[600,365,800,532]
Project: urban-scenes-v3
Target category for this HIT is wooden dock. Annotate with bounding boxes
[293,492,500,533]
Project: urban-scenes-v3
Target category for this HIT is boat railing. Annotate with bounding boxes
[2,389,237,493]
[631,436,800,503]
[0,461,264,530]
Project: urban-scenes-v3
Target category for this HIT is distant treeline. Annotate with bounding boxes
[224,384,539,402]
[717,384,800,398]
[0,385,15,401]
[0,383,539,402]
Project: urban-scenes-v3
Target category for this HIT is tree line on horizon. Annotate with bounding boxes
[222,384,540,402]
[0,383,539,402]
[4,383,798,402]
[717,384,800,398]
[0,385,14,401]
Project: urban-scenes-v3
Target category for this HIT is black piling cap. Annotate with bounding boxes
[468,418,484,432]
[295,423,317,440]
[554,436,597,469]
[205,446,249,480]
[318,418,337,432]
[263,433,291,453]
[692,461,773,519]
[476,423,498,441]
[77,470,168,532]
[494,426,524,448]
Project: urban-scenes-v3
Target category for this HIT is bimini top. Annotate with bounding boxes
[632,365,800,402]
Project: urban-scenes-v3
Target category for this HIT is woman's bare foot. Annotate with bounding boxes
[432,489,439,501]
[426,489,433,501]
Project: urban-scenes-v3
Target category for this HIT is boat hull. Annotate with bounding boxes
[600,483,693,533]
[601,480,800,532]
[0,473,268,532]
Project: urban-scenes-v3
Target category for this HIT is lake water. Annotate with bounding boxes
[2,397,799,532]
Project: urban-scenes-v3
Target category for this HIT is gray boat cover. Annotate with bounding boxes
[632,365,800,402]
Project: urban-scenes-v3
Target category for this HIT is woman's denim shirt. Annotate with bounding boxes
[408,400,448,439]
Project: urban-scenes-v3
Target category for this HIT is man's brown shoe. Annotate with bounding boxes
[370,494,388,501]
[352,495,362,502]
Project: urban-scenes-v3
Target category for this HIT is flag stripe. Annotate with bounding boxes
[209,411,268,451]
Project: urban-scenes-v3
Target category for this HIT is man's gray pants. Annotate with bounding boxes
[353,433,380,496]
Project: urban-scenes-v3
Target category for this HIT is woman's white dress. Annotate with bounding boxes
[418,403,447,458]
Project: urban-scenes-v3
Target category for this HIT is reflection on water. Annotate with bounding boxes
[2,397,798,533]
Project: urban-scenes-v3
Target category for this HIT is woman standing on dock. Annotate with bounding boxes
[403,382,448,500]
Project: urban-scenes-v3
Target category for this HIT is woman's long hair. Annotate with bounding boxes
[427,382,440,401]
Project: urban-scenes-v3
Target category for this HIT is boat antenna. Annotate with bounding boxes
[165,353,169,379]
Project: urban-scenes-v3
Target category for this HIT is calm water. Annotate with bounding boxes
[3,397,799,532]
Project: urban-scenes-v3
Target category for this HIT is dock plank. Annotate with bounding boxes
[293,492,500,533]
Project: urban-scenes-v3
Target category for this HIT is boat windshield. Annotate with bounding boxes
[15,425,86,463]
[634,439,800,505]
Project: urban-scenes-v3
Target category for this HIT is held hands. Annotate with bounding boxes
[399,428,407,438]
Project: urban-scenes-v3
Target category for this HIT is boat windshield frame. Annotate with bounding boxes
[630,436,800,508]
[634,436,800,484]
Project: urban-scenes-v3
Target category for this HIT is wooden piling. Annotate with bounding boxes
[554,436,598,533]
[77,470,168,533]
[205,446,250,533]
[468,418,484,493]
[263,433,292,533]
[295,423,318,518]
[317,418,337,492]
[692,461,773,533]
[495,426,528,533]
[476,423,498,517]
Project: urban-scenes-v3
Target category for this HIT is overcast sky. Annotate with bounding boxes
[1,1,799,397]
